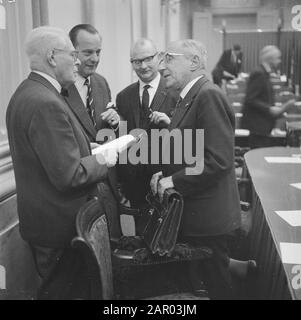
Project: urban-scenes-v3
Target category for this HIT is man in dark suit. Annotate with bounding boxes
[151,39,241,299]
[66,24,121,238]
[116,39,177,209]
[212,44,243,87]
[242,45,295,149]
[66,24,119,141]
[6,26,117,299]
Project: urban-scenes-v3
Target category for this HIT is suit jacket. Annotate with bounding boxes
[162,76,241,236]
[212,49,242,85]
[6,72,108,248]
[65,73,111,142]
[242,64,275,136]
[116,75,178,206]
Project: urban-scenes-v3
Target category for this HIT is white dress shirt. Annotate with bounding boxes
[33,71,61,93]
[180,75,204,100]
[138,72,161,107]
[75,74,90,106]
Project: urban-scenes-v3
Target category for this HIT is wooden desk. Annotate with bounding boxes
[245,147,301,300]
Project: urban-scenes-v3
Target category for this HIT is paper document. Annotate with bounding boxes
[265,157,301,164]
[291,183,301,190]
[275,210,301,227]
[92,134,138,155]
[280,243,301,264]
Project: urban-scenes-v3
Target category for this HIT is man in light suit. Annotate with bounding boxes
[6,26,117,300]
[151,40,241,299]
[116,38,178,209]
[66,24,121,239]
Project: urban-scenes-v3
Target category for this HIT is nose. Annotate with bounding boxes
[75,58,81,66]
[90,52,99,62]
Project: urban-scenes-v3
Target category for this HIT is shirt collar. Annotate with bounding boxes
[262,62,272,74]
[139,72,161,90]
[33,71,61,93]
[75,74,90,89]
[180,75,203,99]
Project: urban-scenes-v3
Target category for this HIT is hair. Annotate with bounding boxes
[170,39,208,69]
[130,38,157,58]
[260,45,281,64]
[233,44,241,51]
[25,26,70,71]
[69,24,101,47]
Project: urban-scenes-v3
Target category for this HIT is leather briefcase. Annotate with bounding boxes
[138,188,184,257]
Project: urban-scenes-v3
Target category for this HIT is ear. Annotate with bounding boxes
[190,55,200,71]
[47,49,56,67]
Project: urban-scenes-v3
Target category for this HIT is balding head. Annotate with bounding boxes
[130,38,159,83]
[25,26,71,71]
[260,45,281,69]
[25,26,78,87]
[160,39,207,91]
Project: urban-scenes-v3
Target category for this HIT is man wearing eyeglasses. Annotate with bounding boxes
[150,40,241,300]
[116,38,178,210]
[6,26,117,299]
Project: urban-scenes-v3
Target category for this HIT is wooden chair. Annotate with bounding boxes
[72,198,211,300]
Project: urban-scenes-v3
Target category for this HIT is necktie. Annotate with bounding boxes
[60,88,69,97]
[141,84,151,117]
[171,96,182,118]
[84,78,96,127]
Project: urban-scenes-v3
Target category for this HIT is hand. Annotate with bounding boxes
[150,111,171,126]
[150,171,163,195]
[157,176,174,202]
[95,148,118,168]
[100,109,120,127]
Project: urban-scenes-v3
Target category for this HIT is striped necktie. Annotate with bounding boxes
[84,78,96,127]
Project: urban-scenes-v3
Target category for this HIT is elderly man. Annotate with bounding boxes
[6,26,117,300]
[116,38,177,209]
[151,39,241,299]
[242,45,296,149]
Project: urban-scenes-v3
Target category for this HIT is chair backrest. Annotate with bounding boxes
[72,198,114,300]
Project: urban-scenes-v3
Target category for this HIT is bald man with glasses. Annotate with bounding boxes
[116,38,178,210]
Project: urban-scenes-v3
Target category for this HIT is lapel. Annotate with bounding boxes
[28,73,93,148]
[65,83,97,139]
[150,76,167,112]
[170,76,210,129]
[131,82,141,128]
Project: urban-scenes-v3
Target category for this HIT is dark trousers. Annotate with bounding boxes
[180,235,235,300]
[30,244,91,300]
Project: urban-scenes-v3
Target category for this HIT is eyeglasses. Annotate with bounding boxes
[53,48,79,62]
[130,53,157,67]
[164,52,185,64]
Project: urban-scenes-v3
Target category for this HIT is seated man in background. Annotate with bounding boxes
[212,44,243,87]
[6,26,117,300]
[151,39,241,299]
[242,45,296,149]
[116,38,177,210]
